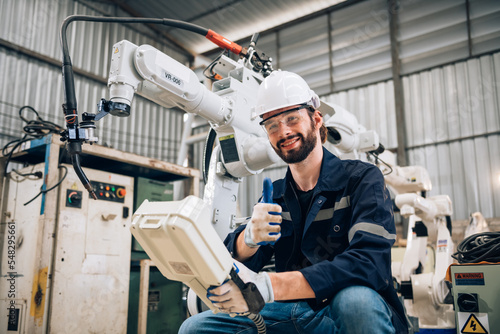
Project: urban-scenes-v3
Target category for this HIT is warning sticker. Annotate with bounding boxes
[455,272,485,286]
[459,313,489,334]
[437,239,448,252]
[437,239,448,246]
[219,134,240,163]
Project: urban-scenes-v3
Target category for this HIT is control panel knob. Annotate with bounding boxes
[116,188,126,198]
[69,192,82,203]
[457,293,479,312]
[66,190,83,208]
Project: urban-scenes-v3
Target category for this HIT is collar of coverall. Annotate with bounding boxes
[271,147,349,200]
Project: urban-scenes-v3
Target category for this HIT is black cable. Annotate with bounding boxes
[61,16,208,61]
[202,128,217,184]
[11,169,43,178]
[1,105,65,203]
[452,231,500,263]
[2,136,30,174]
[59,15,209,115]
[368,151,393,176]
[20,106,64,137]
[59,15,211,198]
[60,16,208,84]
[2,106,64,175]
[23,165,68,206]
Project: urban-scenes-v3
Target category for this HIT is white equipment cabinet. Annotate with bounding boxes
[0,135,199,334]
[49,165,133,333]
[0,163,45,334]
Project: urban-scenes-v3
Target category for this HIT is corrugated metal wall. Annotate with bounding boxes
[207,0,500,94]
[324,80,398,148]
[403,53,500,220]
[398,0,500,75]
[2,0,499,221]
[234,51,500,220]
[287,52,500,221]
[0,0,189,162]
[229,0,500,220]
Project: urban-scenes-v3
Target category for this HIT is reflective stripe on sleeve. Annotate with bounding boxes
[348,222,396,243]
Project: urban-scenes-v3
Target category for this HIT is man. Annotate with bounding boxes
[179,70,408,333]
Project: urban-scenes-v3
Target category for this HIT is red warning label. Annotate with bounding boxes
[455,273,485,286]
[455,273,484,279]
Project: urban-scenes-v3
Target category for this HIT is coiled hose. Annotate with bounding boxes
[247,313,266,334]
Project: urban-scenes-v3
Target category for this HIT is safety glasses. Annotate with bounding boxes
[260,105,313,135]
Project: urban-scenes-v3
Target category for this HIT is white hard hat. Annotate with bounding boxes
[252,70,335,118]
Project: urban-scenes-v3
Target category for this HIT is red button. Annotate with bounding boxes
[117,188,126,198]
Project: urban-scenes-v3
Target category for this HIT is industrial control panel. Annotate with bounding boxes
[0,163,133,334]
[0,135,199,334]
[90,180,128,203]
[451,263,500,334]
[49,164,133,334]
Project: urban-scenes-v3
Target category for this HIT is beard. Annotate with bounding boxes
[273,125,318,164]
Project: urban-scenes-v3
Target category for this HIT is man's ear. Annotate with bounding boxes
[313,110,323,129]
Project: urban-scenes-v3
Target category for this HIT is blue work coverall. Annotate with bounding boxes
[224,147,408,333]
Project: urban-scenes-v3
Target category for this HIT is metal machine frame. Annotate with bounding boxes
[0,134,199,333]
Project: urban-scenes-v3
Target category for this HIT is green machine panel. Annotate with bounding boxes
[128,177,185,333]
[133,177,174,252]
[450,263,500,334]
[134,177,174,210]
[127,267,186,334]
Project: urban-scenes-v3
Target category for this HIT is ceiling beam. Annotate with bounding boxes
[184,0,246,23]
[105,0,197,59]
[201,0,366,56]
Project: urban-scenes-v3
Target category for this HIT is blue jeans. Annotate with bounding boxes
[179,286,396,334]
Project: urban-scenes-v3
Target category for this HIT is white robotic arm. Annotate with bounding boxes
[59,16,277,330]
[107,40,278,178]
[323,103,381,160]
[108,42,227,123]
[396,193,453,225]
[106,38,281,311]
[388,164,455,329]
[104,39,281,242]
[379,153,433,196]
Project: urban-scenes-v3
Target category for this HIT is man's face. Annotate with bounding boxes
[261,105,319,164]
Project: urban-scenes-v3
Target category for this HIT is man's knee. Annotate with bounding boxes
[178,315,195,334]
[178,312,209,334]
[327,286,395,333]
[331,286,391,320]
[178,310,253,334]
